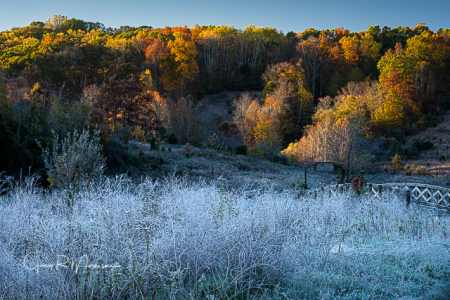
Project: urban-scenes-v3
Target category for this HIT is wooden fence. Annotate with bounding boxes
[307,183,450,211]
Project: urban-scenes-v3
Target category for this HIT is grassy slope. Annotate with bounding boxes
[369,111,450,187]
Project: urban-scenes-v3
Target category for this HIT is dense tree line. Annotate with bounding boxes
[2,16,448,98]
[1,15,450,176]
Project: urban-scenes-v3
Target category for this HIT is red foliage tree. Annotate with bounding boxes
[96,76,160,130]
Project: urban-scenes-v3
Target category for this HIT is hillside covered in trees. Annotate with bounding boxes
[1,15,450,178]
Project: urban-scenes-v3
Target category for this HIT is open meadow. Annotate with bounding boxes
[0,174,449,299]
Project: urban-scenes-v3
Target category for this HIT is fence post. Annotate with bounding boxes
[368,183,372,196]
[378,185,382,196]
[405,190,411,208]
[314,190,317,200]
[304,168,307,190]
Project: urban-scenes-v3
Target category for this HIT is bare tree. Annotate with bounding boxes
[168,97,202,144]
[232,93,255,132]
[83,84,101,107]
[283,116,376,178]
[261,62,294,86]
[317,96,334,111]
[339,80,377,97]
[326,118,368,177]
[269,78,295,107]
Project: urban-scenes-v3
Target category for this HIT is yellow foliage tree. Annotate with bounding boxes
[243,100,260,146]
[373,90,404,130]
[162,32,199,97]
[140,69,156,93]
[253,106,282,157]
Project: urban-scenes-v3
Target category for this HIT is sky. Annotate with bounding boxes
[1,0,449,33]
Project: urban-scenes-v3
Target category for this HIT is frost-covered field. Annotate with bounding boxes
[0,175,449,299]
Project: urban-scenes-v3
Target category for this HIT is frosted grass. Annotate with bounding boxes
[0,175,449,299]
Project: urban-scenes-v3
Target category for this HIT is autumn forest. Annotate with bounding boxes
[1,15,450,178]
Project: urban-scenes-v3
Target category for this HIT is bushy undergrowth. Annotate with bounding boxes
[38,129,106,189]
[0,175,449,299]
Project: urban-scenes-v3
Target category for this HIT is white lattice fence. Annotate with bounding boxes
[307,183,450,211]
[370,183,450,211]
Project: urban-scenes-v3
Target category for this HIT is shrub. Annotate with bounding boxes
[405,164,410,170]
[416,117,427,130]
[130,125,146,143]
[289,154,298,163]
[391,153,402,170]
[417,166,428,175]
[217,121,239,138]
[38,129,106,190]
[412,137,434,152]
[271,154,289,165]
[383,138,402,156]
[168,133,178,144]
[201,134,224,151]
[149,136,158,150]
[412,161,417,168]
[235,144,248,155]
[350,171,367,195]
[227,108,233,115]
[405,170,412,176]
[157,126,167,138]
[405,146,420,158]
[439,154,447,161]
[426,162,430,167]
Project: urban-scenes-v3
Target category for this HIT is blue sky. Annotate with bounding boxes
[1,0,449,33]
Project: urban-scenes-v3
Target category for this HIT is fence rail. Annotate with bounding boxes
[307,183,450,211]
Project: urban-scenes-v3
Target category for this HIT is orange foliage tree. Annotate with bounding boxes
[377,43,418,120]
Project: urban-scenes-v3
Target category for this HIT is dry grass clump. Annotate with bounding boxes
[416,166,429,176]
[0,174,449,299]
